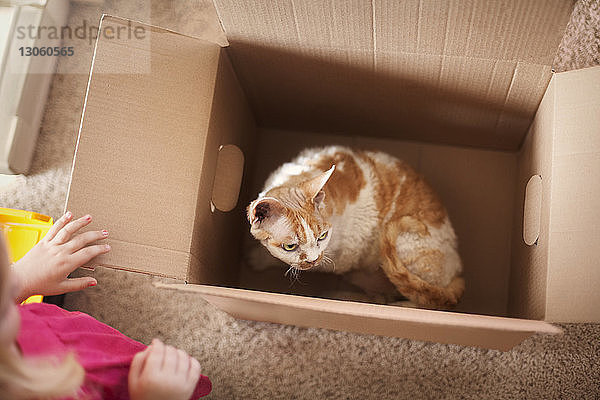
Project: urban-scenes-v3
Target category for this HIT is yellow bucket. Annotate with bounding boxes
[0,207,54,304]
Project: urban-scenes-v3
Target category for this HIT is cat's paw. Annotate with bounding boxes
[246,245,285,271]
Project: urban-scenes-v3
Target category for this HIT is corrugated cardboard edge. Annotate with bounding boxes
[155,282,562,351]
[210,0,231,48]
[64,14,104,214]
[99,14,229,47]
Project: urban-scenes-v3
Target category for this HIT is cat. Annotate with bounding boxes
[246,146,464,309]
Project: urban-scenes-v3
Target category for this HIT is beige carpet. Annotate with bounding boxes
[1,0,599,398]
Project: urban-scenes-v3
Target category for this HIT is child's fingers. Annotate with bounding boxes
[58,277,97,294]
[70,244,111,268]
[65,230,109,253]
[176,348,189,376]
[163,345,178,373]
[146,339,166,370]
[44,211,73,242]
[189,356,202,383]
[52,215,92,245]
[129,348,151,386]
[175,349,192,381]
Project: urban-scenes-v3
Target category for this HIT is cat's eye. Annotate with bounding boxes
[282,243,298,251]
[318,231,328,241]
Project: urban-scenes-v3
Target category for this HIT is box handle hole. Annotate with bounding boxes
[211,144,244,212]
[523,175,542,246]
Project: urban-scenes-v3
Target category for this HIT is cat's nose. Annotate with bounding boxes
[307,254,323,265]
[299,256,322,270]
[306,254,323,264]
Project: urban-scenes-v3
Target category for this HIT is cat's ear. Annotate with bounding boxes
[247,197,285,229]
[313,190,326,207]
[303,165,335,205]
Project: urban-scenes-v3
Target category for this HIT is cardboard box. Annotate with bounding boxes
[66,1,600,351]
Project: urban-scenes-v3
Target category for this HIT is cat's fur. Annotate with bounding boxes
[247,146,464,309]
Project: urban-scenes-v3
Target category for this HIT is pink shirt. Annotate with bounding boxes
[17,303,211,399]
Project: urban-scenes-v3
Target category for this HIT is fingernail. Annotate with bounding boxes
[102,230,109,237]
[88,280,97,287]
[85,215,92,221]
[65,211,72,219]
[105,244,111,251]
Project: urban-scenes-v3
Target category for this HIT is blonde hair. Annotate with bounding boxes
[0,233,85,400]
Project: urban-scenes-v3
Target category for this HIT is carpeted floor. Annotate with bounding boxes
[1,0,599,398]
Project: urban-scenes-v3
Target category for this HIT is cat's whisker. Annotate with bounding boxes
[289,266,299,287]
[285,265,305,287]
[296,266,306,285]
[284,266,294,278]
[323,255,336,272]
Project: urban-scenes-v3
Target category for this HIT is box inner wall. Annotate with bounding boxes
[222,128,518,317]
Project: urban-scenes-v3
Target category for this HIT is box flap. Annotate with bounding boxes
[66,16,221,279]
[213,0,573,64]
[212,0,574,150]
[546,66,600,322]
[156,283,561,351]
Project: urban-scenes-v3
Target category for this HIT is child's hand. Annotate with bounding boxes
[11,211,110,303]
[129,339,202,400]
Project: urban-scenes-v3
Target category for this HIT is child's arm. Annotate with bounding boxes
[129,339,202,400]
[11,211,110,303]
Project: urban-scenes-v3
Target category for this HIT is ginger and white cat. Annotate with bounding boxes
[247,146,464,309]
